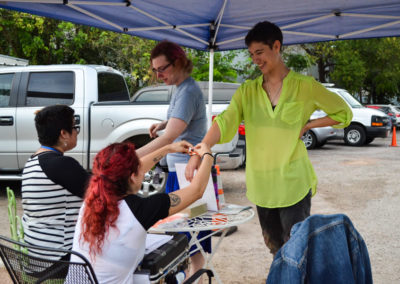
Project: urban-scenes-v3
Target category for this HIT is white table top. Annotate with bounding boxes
[150,205,255,233]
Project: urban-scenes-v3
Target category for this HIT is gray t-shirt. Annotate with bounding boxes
[166,77,207,171]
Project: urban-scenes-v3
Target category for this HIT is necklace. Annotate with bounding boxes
[264,81,283,106]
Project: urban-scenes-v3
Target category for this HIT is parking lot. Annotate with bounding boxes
[1,134,399,283]
[213,134,400,283]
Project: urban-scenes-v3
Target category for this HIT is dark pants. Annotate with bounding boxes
[257,191,311,255]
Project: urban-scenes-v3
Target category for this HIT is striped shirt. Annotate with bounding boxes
[21,151,89,260]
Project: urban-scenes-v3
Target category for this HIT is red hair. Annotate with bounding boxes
[80,142,140,258]
[150,40,193,75]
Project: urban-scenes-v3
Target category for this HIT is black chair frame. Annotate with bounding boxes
[0,235,98,284]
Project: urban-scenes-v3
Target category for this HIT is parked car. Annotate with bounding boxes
[0,66,240,197]
[301,110,340,150]
[365,104,400,127]
[321,85,391,146]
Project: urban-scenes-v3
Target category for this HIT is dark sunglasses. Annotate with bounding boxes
[72,125,80,134]
[152,62,173,74]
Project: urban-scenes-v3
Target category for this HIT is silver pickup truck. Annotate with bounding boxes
[0,64,242,195]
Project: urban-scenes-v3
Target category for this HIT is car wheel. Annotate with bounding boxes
[302,130,317,149]
[365,137,375,144]
[138,166,167,197]
[317,140,327,147]
[344,125,366,146]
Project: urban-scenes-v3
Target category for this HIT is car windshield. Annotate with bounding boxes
[337,90,364,108]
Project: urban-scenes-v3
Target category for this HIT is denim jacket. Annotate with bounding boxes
[267,214,372,284]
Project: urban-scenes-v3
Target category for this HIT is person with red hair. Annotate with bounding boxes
[69,140,213,284]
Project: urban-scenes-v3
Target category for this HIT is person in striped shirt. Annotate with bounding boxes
[21,105,89,264]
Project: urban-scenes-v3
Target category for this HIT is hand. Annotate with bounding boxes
[193,142,212,158]
[185,155,201,182]
[168,140,192,154]
[299,123,310,139]
[149,122,165,138]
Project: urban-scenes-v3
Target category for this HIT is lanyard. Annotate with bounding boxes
[41,145,62,154]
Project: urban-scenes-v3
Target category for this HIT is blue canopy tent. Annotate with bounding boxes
[1,0,400,123]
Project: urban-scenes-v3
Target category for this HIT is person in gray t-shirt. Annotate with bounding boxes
[135,40,208,281]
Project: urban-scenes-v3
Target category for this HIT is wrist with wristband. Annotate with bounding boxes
[202,152,213,160]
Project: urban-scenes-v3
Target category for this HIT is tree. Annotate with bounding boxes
[0,9,157,94]
[186,49,239,82]
[358,38,400,104]
[330,41,367,101]
[302,42,335,82]
[302,38,400,103]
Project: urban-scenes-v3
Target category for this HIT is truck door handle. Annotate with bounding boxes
[0,116,14,126]
[74,115,80,125]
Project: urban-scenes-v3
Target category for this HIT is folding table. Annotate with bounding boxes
[150,205,254,284]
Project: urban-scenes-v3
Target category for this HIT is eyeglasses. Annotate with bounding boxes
[72,125,80,134]
[152,62,173,74]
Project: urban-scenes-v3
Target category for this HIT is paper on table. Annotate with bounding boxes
[132,273,150,284]
[175,163,218,212]
[145,233,173,254]
[218,204,252,214]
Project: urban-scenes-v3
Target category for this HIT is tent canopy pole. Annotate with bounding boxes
[207,48,214,129]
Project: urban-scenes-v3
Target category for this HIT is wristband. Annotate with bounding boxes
[202,152,213,160]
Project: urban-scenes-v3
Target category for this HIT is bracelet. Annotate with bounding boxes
[202,152,213,160]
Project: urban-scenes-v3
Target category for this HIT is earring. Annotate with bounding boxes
[64,141,68,148]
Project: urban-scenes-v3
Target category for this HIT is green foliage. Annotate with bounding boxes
[0,9,156,94]
[232,50,261,81]
[330,41,367,96]
[303,39,400,103]
[186,49,239,82]
[283,53,311,72]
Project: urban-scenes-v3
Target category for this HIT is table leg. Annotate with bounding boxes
[187,229,228,284]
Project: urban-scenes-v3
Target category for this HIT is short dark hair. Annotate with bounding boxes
[245,21,283,50]
[34,105,75,146]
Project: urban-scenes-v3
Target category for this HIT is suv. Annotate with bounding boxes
[365,105,400,127]
[131,81,245,169]
[323,85,391,146]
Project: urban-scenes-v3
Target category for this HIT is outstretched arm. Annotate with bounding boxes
[185,122,221,182]
[140,140,192,173]
[136,118,188,158]
[168,143,214,216]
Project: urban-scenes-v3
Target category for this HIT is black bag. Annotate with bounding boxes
[137,233,189,283]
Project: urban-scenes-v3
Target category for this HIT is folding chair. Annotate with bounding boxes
[0,235,98,284]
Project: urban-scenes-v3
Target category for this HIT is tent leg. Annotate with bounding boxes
[208,49,214,129]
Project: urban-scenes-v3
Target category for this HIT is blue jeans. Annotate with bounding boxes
[267,214,372,284]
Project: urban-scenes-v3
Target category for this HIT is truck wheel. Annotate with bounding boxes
[138,165,167,197]
[302,130,317,149]
[126,136,166,197]
[344,125,366,146]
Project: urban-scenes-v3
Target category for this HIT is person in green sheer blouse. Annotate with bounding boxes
[186,21,353,255]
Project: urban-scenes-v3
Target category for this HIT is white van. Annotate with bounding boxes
[326,86,391,146]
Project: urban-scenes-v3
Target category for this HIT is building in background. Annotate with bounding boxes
[0,54,29,67]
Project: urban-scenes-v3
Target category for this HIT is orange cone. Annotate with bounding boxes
[391,126,398,147]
